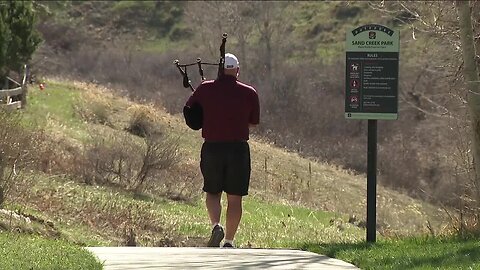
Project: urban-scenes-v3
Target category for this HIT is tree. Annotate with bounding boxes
[369,0,480,217]
[184,2,293,82]
[0,0,41,82]
[0,3,11,81]
[0,0,40,206]
[0,0,41,109]
[456,0,480,211]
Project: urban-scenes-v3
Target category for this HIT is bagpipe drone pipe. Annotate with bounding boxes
[174,33,227,130]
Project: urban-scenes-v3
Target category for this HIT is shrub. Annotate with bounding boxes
[77,130,180,191]
[0,110,43,207]
[75,99,111,126]
[125,104,163,137]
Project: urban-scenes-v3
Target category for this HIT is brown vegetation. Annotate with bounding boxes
[0,110,44,206]
[29,1,480,233]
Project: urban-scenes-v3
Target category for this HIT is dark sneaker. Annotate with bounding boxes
[207,225,224,247]
[222,242,234,248]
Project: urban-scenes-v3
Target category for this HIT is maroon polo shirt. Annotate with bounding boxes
[186,75,260,142]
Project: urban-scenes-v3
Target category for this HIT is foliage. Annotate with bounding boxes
[0,5,10,78]
[0,0,41,78]
[126,105,160,138]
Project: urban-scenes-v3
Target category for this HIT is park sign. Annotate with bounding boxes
[345,24,399,120]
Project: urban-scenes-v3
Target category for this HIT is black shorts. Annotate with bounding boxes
[200,141,251,196]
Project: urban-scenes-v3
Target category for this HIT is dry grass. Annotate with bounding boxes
[15,78,451,237]
[248,138,448,235]
[7,172,206,247]
[67,78,450,234]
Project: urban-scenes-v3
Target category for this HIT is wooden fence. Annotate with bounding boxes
[0,69,27,110]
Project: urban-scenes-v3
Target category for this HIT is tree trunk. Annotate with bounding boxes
[239,33,247,77]
[257,3,274,95]
[456,0,480,202]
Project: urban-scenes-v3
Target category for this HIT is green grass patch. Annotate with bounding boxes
[239,199,363,247]
[302,236,480,270]
[25,81,81,125]
[22,81,90,141]
[139,36,190,53]
[0,232,103,270]
[55,222,113,247]
[110,0,155,12]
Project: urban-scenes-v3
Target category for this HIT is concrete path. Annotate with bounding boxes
[87,247,359,270]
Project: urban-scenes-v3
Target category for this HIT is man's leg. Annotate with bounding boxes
[206,192,224,247]
[225,194,243,242]
[201,142,226,246]
[223,142,250,247]
[206,192,222,226]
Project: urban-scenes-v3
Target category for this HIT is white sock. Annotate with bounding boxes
[224,239,234,245]
[212,223,221,229]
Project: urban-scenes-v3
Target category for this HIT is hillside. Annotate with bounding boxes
[29,0,477,214]
[3,0,472,239]
[0,78,449,248]
[2,1,480,269]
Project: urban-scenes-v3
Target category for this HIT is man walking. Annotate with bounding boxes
[184,53,260,248]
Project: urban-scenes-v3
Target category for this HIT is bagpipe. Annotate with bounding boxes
[173,33,228,130]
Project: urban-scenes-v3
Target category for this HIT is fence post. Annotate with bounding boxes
[20,65,28,109]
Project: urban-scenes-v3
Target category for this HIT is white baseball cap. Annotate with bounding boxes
[224,53,239,69]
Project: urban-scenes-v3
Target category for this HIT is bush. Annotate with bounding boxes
[77,130,180,191]
[75,99,111,126]
[126,104,161,137]
[36,21,88,53]
[0,110,43,207]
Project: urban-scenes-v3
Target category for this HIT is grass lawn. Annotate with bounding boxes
[0,232,103,270]
[302,236,480,270]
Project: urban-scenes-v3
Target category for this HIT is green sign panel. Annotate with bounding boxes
[345,24,400,120]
